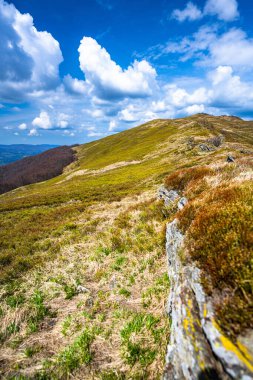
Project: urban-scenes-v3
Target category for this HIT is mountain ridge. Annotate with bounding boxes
[0,113,252,379]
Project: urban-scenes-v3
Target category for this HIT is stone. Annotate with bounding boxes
[199,143,211,152]
[161,190,253,379]
[227,155,235,163]
[158,186,179,206]
[177,197,188,210]
[76,285,89,293]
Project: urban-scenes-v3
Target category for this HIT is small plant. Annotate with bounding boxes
[207,135,224,147]
[56,328,95,374]
[120,313,160,366]
[99,370,126,380]
[111,256,127,271]
[63,284,77,300]
[61,316,72,337]
[6,294,25,308]
[24,346,38,358]
[27,290,50,333]
[119,288,131,298]
[7,322,20,335]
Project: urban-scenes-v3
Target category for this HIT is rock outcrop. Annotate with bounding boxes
[160,187,253,380]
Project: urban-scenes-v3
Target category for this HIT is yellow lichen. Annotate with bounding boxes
[237,342,253,363]
[203,304,207,319]
[220,335,253,372]
[213,319,253,371]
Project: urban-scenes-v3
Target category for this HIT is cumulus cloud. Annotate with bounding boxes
[0,0,63,102]
[171,2,202,22]
[78,37,157,100]
[32,111,52,130]
[63,75,87,95]
[209,66,253,107]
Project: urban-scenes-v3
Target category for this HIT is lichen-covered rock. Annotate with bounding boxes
[177,197,188,210]
[158,186,179,205]
[163,203,253,379]
[164,220,228,380]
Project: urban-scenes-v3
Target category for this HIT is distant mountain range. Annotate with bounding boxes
[0,144,59,165]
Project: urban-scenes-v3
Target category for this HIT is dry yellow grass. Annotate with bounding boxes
[0,190,170,379]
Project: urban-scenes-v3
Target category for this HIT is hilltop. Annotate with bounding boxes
[0,114,252,379]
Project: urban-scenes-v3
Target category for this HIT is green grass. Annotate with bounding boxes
[120,313,164,366]
[0,114,253,378]
[0,115,242,285]
[56,328,95,374]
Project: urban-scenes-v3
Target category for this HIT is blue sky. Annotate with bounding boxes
[1,0,253,144]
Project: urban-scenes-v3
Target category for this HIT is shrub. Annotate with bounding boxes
[179,182,253,339]
[207,135,224,147]
[164,166,215,192]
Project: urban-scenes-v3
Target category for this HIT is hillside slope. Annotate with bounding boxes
[0,145,76,194]
[0,114,252,379]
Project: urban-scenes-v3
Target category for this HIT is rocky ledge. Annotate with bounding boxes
[158,187,253,380]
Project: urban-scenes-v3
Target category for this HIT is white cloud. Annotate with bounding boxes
[78,37,157,100]
[0,0,63,103]
[13,11,63,88]
[28,128,38,136]
[171,2,202,22]
[209,66,253,107]
[109,120,117,131]
[165,26,253,70]
[207,29,253,68]
[58,120,68,128]
[185,104,205,114]
[204,0,239,21]
[32,111,52,129]
[119,105,140,122]
[88,109,104,118]
[18,123,27,130]
[57,113,70,129]
[63,130,75,137]
[63,75,87,95]
[171,0,239,23]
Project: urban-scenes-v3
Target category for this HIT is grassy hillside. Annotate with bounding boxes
[0,114,252,379]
